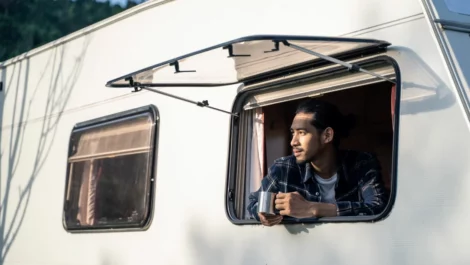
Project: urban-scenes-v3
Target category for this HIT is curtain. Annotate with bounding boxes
[69,114,153,162]
[244,108,265,217]
[249,108,265,192]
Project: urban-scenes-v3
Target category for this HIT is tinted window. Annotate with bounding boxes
[63,106,157,231]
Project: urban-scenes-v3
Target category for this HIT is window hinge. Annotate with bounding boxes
[125,77,238,117]
[282,40,396,84]
[228,189,235,201]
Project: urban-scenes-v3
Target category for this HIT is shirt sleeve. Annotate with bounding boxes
[336,152,388,216]
[246,163,283,221]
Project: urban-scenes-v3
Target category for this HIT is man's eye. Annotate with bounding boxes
[291,130,306,136]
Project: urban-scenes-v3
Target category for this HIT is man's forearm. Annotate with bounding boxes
[309,202,337,217]
[336,200,385,216]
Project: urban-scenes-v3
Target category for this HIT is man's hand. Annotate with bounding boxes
[258,213,283,226]
[275,191,337,218]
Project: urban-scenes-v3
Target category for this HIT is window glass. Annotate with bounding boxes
[64,107,157,231]
[444,0,470,16]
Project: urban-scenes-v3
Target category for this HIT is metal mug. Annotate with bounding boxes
[258,191,277,215]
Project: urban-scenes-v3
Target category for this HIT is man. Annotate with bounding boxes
[247,99,388,226]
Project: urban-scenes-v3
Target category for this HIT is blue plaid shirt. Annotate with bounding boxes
[247,150,388,220]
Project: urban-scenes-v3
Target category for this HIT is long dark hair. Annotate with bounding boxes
[295,98,355,147]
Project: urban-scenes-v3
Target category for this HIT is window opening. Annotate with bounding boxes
[227,59,399,224]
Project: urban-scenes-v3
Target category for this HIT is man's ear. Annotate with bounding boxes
[323,127,334,144]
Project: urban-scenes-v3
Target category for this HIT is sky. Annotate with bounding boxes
[96,0,144,7]
[107,0,128,6]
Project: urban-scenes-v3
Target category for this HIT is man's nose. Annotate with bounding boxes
[291,134,299,147]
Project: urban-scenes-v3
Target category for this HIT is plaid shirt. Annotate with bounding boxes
[247,150,388,220]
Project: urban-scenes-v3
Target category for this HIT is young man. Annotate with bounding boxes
[247,99,388,226]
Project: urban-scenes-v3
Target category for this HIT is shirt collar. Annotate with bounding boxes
[302,151,347,183]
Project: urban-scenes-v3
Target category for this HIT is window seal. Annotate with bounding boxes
[62,104,160,233]
[224,55,401,225]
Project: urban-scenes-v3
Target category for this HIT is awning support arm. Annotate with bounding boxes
[126,78,238,117]
[282,41,396,84]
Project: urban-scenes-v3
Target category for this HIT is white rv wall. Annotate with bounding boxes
[1,0,469,264]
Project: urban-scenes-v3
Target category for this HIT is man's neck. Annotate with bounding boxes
[310,148,338,179]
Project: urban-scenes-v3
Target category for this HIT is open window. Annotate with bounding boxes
[63,105,159,232]
[226,56,400,224]
[104,35,401,225]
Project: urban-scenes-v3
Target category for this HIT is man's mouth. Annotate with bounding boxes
[293,149,303,156]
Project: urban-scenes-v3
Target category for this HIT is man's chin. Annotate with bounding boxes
[294,156,307,164]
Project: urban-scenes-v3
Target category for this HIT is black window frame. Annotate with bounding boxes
[62,104,160,233]
[225,55,401,225]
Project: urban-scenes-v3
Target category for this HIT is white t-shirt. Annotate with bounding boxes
[314,173,338,204]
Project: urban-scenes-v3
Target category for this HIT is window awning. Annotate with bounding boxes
[105,35,391,88]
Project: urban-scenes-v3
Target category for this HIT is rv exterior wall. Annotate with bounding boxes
[1,0,469,265]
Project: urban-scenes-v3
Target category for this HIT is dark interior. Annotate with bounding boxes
[262,81,394,193]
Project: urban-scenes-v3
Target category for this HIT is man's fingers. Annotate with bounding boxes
[258,213,268,222]
[275,202,285,210]
[264,215,283,225]
[263,214,281,220]
[265,214,282,220]
[259,213,280,220]
[258,212,283,226]
[276,192,286,199]
[279,210,290,216]
[272,215,284,223]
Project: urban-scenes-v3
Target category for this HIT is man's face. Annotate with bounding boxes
[290,112,332,163]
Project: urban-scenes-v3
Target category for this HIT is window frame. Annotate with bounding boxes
[62,104,160,233]
[225,55,401,225]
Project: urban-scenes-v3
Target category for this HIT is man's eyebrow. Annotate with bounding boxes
[290,127,308,131]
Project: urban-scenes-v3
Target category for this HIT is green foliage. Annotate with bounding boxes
[0,0,141,62]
